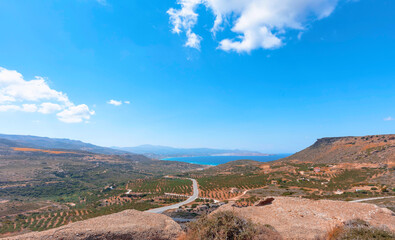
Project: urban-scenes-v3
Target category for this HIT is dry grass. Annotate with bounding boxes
[179,210,282,240]
[325,225,344,240]
[324,219,394,240]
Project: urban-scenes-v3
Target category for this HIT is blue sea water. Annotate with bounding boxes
[161,154,291,166]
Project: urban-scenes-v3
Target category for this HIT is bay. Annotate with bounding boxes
[161,154,291,166]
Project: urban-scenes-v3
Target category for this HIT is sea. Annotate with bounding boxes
[161,154,291,166]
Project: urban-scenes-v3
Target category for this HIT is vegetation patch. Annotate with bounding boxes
[180,210,282,240]
[127,178,193,195]
[325,219,394,240]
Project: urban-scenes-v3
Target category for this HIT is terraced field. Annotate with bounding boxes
[0,201,157,235]
[197,174,268,200]
[0,177,192,236]
[127,178,193,195]
[187,160,393,201]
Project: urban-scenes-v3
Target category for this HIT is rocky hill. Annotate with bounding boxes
[216,197,395,239]
[3,210,182,240]
[282,134,395,164]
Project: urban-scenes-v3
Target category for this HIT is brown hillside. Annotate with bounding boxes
[282,134,395,164]
[3,209,182,240]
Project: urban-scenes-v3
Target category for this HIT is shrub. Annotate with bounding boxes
[325,219,394,240]
[180,210,282,240]
[281,192,294,196]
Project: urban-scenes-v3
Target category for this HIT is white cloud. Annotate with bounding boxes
[0,67,94,123]
[0,104,21,112]
[108,99,123,106]
[297,32,304,40]
[185,30,202,49]
[168,0,339,52]
[57,104,95,123]
[384,116,394,121]
[0,104,37,112]
[22,104,38,112]
[38,102,62,114]
[0,67,70,105]
[124,101,130,104]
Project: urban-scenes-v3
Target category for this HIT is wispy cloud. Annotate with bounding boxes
[384,116,394,121]
[96,0,107,6]
[0,67,94,123]
[168,0,340,52]
[107,100,130,106]
[107,100,123,106]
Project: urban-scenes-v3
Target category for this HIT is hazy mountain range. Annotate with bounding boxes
[114,144,270,159]
[0,134,269,159]
[0,134,128,155]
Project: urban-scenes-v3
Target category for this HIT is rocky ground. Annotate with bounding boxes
[217,197,395,240]
[3,210,182,240]
[2,197,394,240]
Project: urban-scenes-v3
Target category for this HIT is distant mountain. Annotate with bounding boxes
[281,134,395,164]
[0,134,129,155]
[115,144,269,159]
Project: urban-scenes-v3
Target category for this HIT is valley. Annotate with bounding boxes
[0,134,394,239]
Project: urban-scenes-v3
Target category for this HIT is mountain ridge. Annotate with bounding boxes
[0,134,129,155]
[115,144,269,159]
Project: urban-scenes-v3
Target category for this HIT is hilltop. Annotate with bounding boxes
[216,197,395,239]
[281,134,394,164]
[3,193,395,240]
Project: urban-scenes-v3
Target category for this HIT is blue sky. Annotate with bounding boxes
[0,0,394,153]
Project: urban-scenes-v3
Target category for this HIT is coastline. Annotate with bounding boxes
[161,154,291,166]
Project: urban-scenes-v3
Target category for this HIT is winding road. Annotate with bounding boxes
[350,196,395,203]
[145,178,199,214]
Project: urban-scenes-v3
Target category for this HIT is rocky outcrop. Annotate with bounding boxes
[282,134,395,164]
[3,210,182,240]
[216,197,395,240]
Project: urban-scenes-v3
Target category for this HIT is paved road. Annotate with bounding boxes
[350,196,395,203]
[145,178,199,214]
